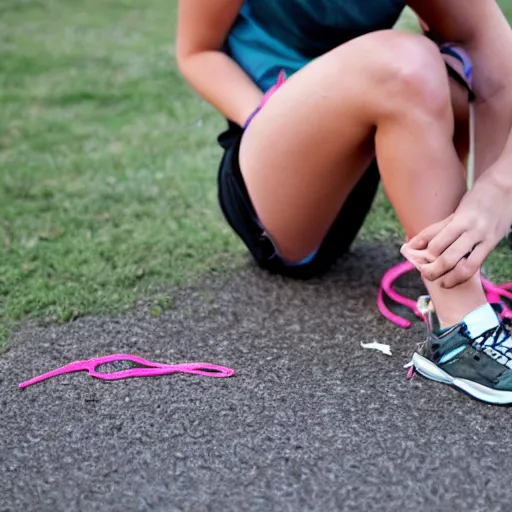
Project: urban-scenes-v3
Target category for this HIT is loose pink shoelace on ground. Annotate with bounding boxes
[378,261,512,329]
[19,354,235,390]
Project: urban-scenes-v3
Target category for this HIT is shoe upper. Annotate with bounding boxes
[417,297,512,391]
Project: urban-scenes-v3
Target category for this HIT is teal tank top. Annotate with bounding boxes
[225,0,405,92]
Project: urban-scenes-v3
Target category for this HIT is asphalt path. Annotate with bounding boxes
[2,242,511,512]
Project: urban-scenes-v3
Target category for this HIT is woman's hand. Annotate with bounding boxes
[401,179,512,288]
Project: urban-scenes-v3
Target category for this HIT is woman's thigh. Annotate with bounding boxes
[239,30,468,264]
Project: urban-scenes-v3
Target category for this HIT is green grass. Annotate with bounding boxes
[1,1,511,344]
[0,0,245,339]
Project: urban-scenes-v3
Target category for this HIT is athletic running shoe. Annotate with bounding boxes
[409,296,512,404]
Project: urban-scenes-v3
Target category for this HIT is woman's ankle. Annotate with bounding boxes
[426,273,488,329]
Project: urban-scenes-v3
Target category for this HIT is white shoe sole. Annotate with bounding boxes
[412,353,512,405]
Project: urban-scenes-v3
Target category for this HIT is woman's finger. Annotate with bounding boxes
[441,240,494,288]
[404,215,454,251]
[400,245,435,271]
[421,220,466,260]
[419,231,481,281]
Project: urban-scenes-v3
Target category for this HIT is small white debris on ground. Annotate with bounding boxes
[360,341,392,356]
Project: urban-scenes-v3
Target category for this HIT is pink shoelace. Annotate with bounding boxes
[19,354,235,390]
[378,261,512,329]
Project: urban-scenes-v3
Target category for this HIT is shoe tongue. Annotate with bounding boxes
[434,324,461,338]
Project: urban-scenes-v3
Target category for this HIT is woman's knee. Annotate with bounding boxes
[343,31,454,120]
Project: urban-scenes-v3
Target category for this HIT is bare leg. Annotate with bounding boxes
[239,30,486,326]
[374,63,486,327]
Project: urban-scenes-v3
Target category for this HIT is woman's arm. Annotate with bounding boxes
[408,0,512,174]
[176,0,264,126]
[403,1,512,287]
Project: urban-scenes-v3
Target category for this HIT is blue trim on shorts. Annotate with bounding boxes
[255,219,318,267]
[286,249,318,267]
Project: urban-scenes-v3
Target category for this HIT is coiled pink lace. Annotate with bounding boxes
[378,261,512,328]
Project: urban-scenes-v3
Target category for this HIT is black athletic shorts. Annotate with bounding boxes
[217,121,380,279]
